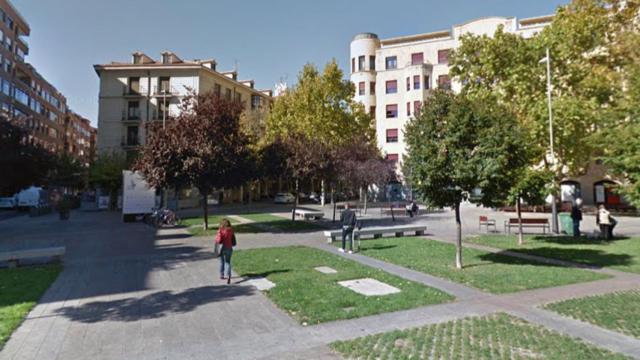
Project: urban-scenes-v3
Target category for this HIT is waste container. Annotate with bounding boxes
[558,213,573,236]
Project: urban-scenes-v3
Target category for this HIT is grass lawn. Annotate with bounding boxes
[356,237,608,294]
[0,265,61,348]
[179,215,238,228]
[233,246,453,324]
[545,289,640,339]
[468,234,640,274]
[238,213,325,232]
[331,313,628,359]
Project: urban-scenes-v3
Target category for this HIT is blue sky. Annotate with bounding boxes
[14,0,567,126]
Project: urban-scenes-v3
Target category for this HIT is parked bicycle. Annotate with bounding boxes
[143,207,179,228]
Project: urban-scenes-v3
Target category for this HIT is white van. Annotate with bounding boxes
[17,187,48,208]
[0,195,17,209]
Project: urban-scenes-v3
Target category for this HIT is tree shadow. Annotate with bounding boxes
[478,247,633,269]
[54,285,255,323]
[364,244,398,251]
[235,269,291,281]
[530,235,630,246]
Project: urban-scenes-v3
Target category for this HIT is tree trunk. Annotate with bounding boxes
[332,187,337,222]
[364,187,368,215]
[455,202,463,269]
[321,180,326,207]
[517,196,524,246]
[202,192,209,230]
[291,180,299,221]
[388,198,395,222]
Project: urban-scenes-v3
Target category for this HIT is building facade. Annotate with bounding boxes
[64,112,97,167]
[0,0,72,153]
[94,51,272,161]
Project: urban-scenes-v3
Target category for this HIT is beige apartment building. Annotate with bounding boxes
[94,51,272,162]
[350,15,627,207]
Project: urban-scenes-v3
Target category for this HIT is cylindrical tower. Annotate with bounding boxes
[350,33,380,114]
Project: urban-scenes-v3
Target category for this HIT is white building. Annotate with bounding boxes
[350,15,551,166]
[94,51,272,161]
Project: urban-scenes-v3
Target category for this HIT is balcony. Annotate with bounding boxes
[122,85,147,97]
[122,109,141,121]
[152,85,179,97]
[121,136,140,148]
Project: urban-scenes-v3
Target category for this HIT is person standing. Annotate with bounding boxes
[215,218,236,284]
[597,205,613,240]
[570,199,583,238]
[339,203,357,254]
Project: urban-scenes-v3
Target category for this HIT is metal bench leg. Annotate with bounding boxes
[395,232,403,237]
[374,234,382,239]
[416,230,424,236]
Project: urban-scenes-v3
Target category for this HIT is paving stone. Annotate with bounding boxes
[245,277,276,291]
[314,266,337,274]
[338,278,400,296]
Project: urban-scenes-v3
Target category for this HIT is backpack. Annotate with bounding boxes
[232,233,237,247]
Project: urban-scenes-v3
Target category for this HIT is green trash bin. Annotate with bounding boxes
[558,213,573,236]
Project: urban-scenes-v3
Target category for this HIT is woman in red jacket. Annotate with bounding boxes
[215,218,236,284]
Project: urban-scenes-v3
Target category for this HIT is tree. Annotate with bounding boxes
[89,151,128,210]
[48,153,87,192]
[0,119,54,195]
[507,168,554,245]
[137,92,252,230]
[404,90,528,269]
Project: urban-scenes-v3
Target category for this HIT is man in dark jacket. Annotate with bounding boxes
[570,199,583,238]
[339,203,357,254]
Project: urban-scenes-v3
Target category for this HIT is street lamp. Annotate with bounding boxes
[540,48,559,234]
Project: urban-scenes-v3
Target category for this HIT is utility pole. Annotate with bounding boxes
[540,48,558,234]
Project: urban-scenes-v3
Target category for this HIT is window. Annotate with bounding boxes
[351,58,355,73]
[126,126,139,146]
[225,88,232,100]
[386,153,399,163]
[370,82,375,95]
[370,106,376,115]
[4,36,11,51]
[214,83,221,97]
[385,56,397,70]
[158,99,169,119]
[438,75,451,90]
[386,104,398,118]
[406,102,410,116]
[3,58,11,73]
[424,75,430,90]
[49,111,58,122]
[438,49,450,64]
[13,87,28,106]
[358,55,365,71]
[16,47,24,62]
[406,77,410,91]
[413,75,420,90]
[158,76,170,93]
[235,93,242,102]
[128,77,140,94]
[386,129,398,143]
[5,15,13,31]
[358,82,365,95]
[414,101,421,115]
[411,53,424,65]
[1,79,10,95]
[385,80,397,94]
[369,55,375,71]
[251,94,262,110]
[127,101,140,120]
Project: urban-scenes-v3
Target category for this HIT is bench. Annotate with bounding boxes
[292,208,325,220]
[323,225,427,244]
[0,246,65,268]
[504,218,549,234]
[479,216,496,232]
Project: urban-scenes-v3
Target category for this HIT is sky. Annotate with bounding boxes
[14,0,567,127]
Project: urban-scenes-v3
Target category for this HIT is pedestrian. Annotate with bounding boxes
[215,218,236,284]
[339,203,357,254]
[405,201,419,218]
[570,198,583,238]
[596,205,614,240]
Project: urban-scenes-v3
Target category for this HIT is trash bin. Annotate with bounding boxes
[559,213,573,236]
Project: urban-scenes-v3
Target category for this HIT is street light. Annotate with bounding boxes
[540,48,559,234]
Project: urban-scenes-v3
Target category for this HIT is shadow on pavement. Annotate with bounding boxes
[55,285,254,323]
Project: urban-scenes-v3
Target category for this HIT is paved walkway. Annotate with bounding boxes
[2,208,640,359]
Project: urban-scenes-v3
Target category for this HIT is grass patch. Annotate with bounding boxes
[0,265,61,348]
[468,234,640,274]
[238,213,325,232]
[545,289,640,339]
[331,313,628,359]
[186,222,263,236]
[179,215,238,228]
[356,237,608,294]
[233,246,453,324]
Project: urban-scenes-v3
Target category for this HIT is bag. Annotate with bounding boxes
[213,242,220,258]
[232,234,237,247]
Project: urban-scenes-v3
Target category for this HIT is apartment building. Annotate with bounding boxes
[64,112,97,167]
[0,0,70,153]
[94,51,273,161]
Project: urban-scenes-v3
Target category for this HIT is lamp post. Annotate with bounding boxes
[540,48,559,234]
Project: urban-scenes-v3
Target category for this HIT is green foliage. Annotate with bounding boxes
[332,313,627,359]
[508,168,554,206]
[89,151,128,202]
[48,153,87,191]
[233,246,452,324]
[265,60,374,147]
[403,90,528,209]
[546,290,640,339]
[356,237,607,294]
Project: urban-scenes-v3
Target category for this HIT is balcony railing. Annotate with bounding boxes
[152,85,179,96]
[122,109,141,121]
[121,136,140,147]
[122,85,147,96]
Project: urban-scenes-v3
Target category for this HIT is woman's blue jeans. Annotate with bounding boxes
[219,247,233,277]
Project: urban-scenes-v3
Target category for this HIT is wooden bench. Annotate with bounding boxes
[323,225,427,244]
[504,218,549,234]
[0,246,65,268]
[292,208,325,220]
[479,216,496,232]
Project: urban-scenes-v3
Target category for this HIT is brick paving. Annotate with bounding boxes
[2,207,640,359]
